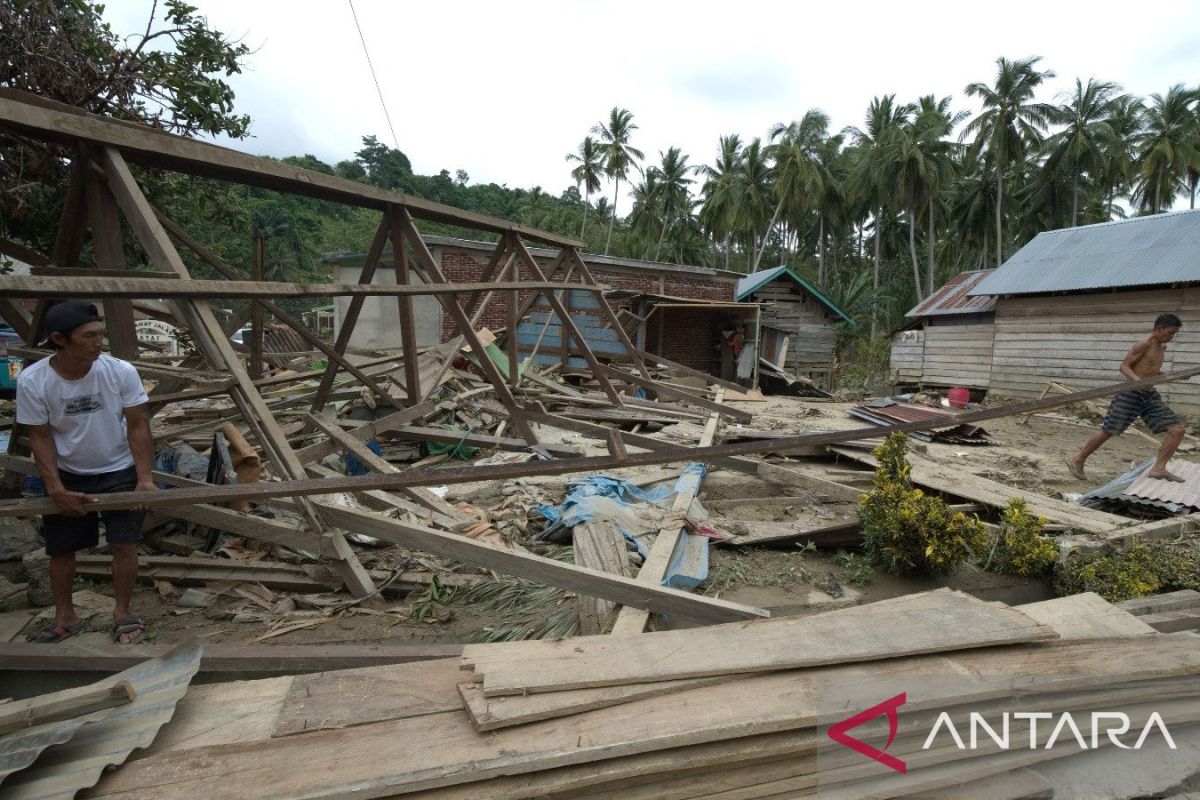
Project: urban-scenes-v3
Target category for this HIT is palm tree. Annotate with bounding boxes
[754,109,830,271]
[1042,79,1122,226]
[963,56,1055,266]
[734,138,774,272]
[886,95,964,298]
[1133,85,1200,214]
[813,132,846,285]
[698,134,745,271]
[566,136,605,238]
[849,95,913,330]
[652,147,694,261]
[592,107,645,255]
[1097,94,1145,218]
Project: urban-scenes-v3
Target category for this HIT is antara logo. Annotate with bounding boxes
[922,711,1177,751]
[826,692,908,774]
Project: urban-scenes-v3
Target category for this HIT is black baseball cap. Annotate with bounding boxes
[44,302,102,342]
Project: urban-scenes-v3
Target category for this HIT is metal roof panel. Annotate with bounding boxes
[906,270,998,318]
[971,210,1200,296]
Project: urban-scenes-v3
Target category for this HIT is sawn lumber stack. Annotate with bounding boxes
[78,589,1200,800]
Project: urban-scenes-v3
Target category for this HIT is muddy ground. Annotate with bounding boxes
[1,394,1184,647]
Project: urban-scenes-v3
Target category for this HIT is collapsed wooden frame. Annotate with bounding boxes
[0,90,765,617]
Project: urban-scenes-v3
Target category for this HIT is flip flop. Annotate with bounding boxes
[110,616,148,645]
[26,619,88,643]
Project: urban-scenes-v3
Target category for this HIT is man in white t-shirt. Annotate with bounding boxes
[15,302,157,644]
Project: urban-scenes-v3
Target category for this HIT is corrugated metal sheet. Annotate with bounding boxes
[1079,458,1191,513]
[971,209,1200,296]
[2,641,202,799]
[906,270,997,318]
[1126,459,1200,508]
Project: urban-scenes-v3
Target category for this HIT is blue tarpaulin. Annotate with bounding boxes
[536,464,710,585]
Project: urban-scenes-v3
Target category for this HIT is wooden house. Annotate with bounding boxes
[735,267,853,384]
[890,270,996,391]
[971,209,1200,416]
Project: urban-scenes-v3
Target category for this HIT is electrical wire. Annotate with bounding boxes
[347,0,401,151]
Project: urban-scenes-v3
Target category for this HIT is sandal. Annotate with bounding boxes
[110,616,148,645]
[27,619,88,643]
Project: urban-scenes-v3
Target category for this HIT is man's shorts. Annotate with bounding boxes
[42,466,144,556]
[1101,389,1182,436]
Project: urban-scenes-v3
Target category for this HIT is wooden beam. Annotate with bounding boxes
[396,208,540,445]
[99,146,374,598]
[0,274,583,299]
[30,266,179,279]
[0,642,463,674]
[312,503,769,624]
[597,364,754,423]
[6,361,1198,519]
[384,425,582,458]
[293,400,437,464]
[390,224,422,404]
[249,230,265,380]
[611,390,724,635]
[564,247,654,381]
[0,89,582,248]
[155,210,401,409]
[633,347,745,392]
[0,680,136,735]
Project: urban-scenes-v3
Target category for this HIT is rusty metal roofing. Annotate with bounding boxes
[2,641,202,799]
[971,209,1200,296]
[1125,459,1200,509]
[906,270,998,318]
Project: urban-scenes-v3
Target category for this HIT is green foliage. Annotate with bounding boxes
[985,498,1058,577]
[859,433,988,576]
[1054,541,1200,602]
[839,335,893,393]
[835,551,876,586]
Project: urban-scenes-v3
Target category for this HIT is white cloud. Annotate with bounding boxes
[102,0,1200,214]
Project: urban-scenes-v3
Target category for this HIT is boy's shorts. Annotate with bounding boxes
[41,466,144,556]
[1101,389,1182,436]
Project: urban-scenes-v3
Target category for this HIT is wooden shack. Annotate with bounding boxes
[890,270,996,391]
[970,209,1200,416]
[736,267,852,384]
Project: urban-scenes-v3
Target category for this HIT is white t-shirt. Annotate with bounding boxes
[15,354,149,475]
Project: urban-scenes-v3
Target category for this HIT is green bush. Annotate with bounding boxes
[1054,541,1200,602]
[859,433,987,576]
[986,498,1059,577]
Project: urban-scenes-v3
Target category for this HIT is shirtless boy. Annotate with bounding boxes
[1067,313,1187,482]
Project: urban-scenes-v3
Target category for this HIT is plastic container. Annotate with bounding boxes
[948,386,970,409]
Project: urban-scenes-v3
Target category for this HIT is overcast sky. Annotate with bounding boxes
[104,0,1200,214]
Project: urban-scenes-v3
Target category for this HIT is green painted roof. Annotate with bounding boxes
[736,266,853,324]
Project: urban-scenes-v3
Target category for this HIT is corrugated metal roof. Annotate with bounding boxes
[906,270,997,318]
[1079,458,1191,513]
[2,641,202,799]
[735,266,854,323]
[1125,459,1200,508]
[971,209,1200,296]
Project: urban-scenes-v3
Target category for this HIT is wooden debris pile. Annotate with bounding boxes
[51,589,1200,800]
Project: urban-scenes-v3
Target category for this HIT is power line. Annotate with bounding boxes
[347,0,400,151]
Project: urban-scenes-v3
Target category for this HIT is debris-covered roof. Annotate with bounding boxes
[971,209,1200,297]
[906,270,997,318]
[735,266,854,324]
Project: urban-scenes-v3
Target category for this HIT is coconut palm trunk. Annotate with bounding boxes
[872,206,882,337]
[927,194,936,297]
[752,198,785,272]
[1071,174,1079,227]
[581,190,590,238]
[994,167,1003,267]
[908,208,922,301]
[605,178,621,255]
[818,215,826,284]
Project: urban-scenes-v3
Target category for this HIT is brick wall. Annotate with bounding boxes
[646,306,743,377]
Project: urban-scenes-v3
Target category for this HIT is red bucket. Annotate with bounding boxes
[948,386,970,409]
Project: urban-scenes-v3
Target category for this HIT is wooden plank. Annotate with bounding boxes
[457,674,722,733]
[311,502,769,624]
[83,637,1200,800]
[1115,589,1200,617]
[721,519,861,548]
[829,447,1129,534]
[0,643,463,674]
[293,400,437,465]
[611,391,723,634]
[386,425,582,458]
[0,681,136,736]
[598,364,754,423]
[572,520,630,635]
[0,89,581,248]
[0,610,37,643]
[72,554,337,593]
[272,659,463,737]
[0,274,580,299]
[1016,592,1157,639]
[465,590,1054,697]
[7,363,1200,519]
